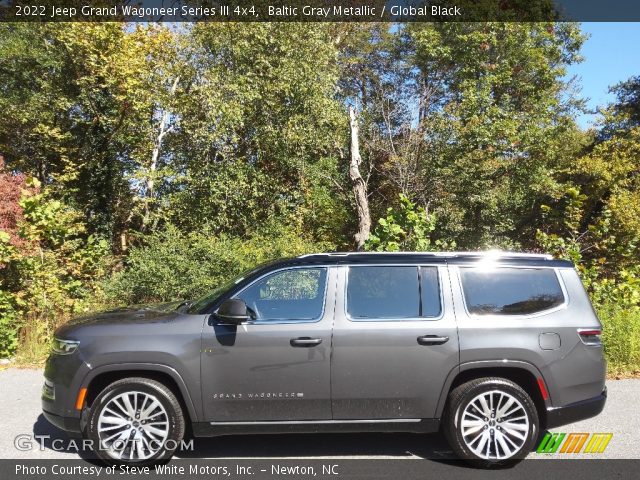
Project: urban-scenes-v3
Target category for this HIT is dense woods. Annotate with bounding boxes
[0,23,638,371]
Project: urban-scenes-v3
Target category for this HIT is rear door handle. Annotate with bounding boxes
[417,335,449,346]
[290,337,323,347]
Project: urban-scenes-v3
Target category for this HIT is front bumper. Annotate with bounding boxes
[41,352,89,434]
[546,387,607,429]
[42,409,82,433]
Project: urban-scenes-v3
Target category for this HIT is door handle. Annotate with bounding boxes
[290,337,323,347]
[417,335,449,346]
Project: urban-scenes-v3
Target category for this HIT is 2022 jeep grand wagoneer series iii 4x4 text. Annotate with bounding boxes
[42,251,607,467]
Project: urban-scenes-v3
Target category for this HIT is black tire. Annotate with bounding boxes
[85,377,185,465]
[443,377,539,468]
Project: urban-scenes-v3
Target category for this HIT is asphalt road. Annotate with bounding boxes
[0,368,638,461]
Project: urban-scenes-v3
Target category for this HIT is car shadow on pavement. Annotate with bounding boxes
[33,415,456,462]
[32,414,100,462]
[177,432,456,460]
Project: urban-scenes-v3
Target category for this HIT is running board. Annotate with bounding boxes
[192,418,439,437]
[210,418,422,425]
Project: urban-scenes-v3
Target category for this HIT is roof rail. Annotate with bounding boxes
[297,250,553,260]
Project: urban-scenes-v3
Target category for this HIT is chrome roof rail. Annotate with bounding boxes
[297,251,553,260]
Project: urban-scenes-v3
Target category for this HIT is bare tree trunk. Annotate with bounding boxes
[348,106,371,250]
[143,76,180,229]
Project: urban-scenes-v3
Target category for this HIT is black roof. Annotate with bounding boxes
[270,251,574,269]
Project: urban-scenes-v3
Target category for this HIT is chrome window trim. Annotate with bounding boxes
[230,265,331,325]
[456,266,569,319]
[343,264,445,322]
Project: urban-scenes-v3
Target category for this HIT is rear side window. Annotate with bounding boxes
[460,267,564,315]
[347,266,441,320]
[420,267,442,317]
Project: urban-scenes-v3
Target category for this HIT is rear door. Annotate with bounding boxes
[331,263,459,419]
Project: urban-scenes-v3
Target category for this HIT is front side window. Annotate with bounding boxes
[347,266,441,320]
[235,268,327,322]
[460,267,564,315]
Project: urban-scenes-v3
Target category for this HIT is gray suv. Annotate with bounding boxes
[42,251,606,466]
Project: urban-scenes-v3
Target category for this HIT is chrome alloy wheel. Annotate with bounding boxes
[97,391,170,461]
[459,389,530,460]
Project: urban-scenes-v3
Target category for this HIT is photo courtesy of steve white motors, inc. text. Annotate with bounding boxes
[14,463,339,476]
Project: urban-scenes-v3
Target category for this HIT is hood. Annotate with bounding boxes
[56,301,185,337]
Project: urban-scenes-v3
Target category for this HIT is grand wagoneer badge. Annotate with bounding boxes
[212,392,305,399]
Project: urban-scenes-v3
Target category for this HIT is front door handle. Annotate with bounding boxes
[417,335,449,346]
[290,337,323,347]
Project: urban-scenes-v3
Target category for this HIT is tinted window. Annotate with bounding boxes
[347,266,420,319]
[420,266,442,317]
[460,267,564,315]
[236,268,327,322]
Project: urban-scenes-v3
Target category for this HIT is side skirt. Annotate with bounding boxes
[192,418,440,437]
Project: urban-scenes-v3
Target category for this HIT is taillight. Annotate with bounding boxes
[578,328,602,346]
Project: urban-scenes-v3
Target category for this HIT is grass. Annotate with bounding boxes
[598,304,640,376]
[13,318,52,367]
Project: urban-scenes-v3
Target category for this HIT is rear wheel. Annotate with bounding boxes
[85,377,185,465]
[443,377,539,467]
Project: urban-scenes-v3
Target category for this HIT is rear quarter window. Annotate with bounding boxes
[460,267,565,315]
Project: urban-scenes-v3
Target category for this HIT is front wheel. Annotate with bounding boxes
[443,377,539,467]
[85,377,185,465]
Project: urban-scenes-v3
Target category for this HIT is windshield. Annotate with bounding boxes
[186,264,267,314]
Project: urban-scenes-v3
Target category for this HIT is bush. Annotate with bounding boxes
[0,290,19,358]
[365,194,455,252]
[0,174,112,360]
[104,223,333,306]
[597,304,640,374]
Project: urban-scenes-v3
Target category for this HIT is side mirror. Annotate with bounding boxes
[216,299,250,323]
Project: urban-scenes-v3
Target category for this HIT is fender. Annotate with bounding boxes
[80,362,201,422]
[434,359,550,418]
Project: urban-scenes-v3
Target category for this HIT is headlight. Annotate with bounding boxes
[51,338,80,355]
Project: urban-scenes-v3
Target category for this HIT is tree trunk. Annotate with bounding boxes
[348,106,371,250]
[143,76,180,229]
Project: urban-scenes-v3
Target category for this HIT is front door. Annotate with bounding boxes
[331,264,459,419]
[201,266,335,421]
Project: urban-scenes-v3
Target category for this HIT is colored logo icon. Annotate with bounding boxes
[537,432,613,454]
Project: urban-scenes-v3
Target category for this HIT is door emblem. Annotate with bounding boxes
[212,392,305,399]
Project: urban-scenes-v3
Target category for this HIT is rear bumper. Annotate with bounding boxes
[546,387,607,429]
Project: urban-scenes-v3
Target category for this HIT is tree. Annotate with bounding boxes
[599,76,640,138]
[392,22,586,247]
[166,23,347,242]
[348,106,371,249]
[0,23,183,246]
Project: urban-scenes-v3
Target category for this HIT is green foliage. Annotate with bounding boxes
[0,266,19,357]
[366,194,455,252]
[167,23,347,239]
[104,223,333,306]
[0,23,639,372]
[597,305,640,374]
[537,186,640,306]
[600,76,640,138]
[0,177,111,359]
[400,22,586,247]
